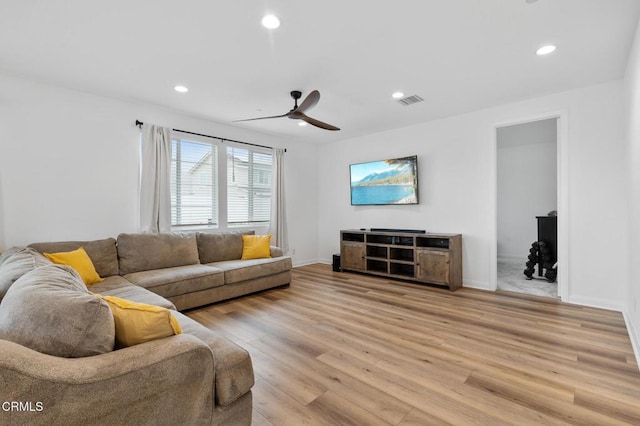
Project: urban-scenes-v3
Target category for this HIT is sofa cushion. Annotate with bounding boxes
[98,295,182,348]
[43,247,104,285]
[241,234,272,260]
[0,247,52,302]
[0,264,115,357]
[173,311,254,406]
[124,264,224,299]
[207,256,292,285]
[196,231,254,263]
[29,238,119,277]
[0,246,22,268]
[117,233,200,275]
[91,275,176,310]
[270,246,284,258]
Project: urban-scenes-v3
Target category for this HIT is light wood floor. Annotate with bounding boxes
[187,263,640,425]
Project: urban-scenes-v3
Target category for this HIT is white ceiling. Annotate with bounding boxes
[1,1,639,143]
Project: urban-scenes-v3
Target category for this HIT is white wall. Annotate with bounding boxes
[497,119,557,259]
[318,80,628,309]
[624,18,640,362]
[0,68,632,317]
[0,72,319,266]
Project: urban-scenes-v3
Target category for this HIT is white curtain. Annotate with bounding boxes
[139,124,172,233]
[268,148,289,253]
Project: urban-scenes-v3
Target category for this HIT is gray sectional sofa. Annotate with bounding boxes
[0,231,292,425]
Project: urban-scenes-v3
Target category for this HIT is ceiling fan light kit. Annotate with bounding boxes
[234,90,340,131]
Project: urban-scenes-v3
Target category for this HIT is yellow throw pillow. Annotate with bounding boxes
[44,247,104,285]
[241,234,272,260]
[98,295,182,348]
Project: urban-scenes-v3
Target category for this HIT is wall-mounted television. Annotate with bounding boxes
[350,155,419,205]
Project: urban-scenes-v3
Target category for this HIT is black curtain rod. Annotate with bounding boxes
[135,120,285,152]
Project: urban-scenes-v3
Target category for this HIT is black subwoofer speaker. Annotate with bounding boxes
[332,254,341,272]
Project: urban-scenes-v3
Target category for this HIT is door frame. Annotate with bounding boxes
[489,110,569,301]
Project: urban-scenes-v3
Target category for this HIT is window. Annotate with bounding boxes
[170,135,272,229]
[227,147,272,226]
[171,138,217,227]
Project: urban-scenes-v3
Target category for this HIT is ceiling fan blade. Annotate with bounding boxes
[296,90,320,113]
[232,113,288,123]
[300,114,340,131]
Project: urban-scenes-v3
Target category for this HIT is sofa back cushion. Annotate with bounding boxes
[117,233,200,275]
[29,238,119,277]
[0,247,52,302]
[0,246,22,268]
[196,231,255,263]
[0,264,115,357]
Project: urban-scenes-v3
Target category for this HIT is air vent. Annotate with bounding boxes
[397,95,424,106]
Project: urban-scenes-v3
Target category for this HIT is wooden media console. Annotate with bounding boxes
[340,229,462,290]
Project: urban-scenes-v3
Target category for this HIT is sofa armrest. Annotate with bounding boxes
[270,246,284,257]
[0,335,215,425]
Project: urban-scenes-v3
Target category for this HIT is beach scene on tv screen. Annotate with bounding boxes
[350,157,418,205]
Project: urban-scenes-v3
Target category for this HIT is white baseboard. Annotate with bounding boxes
[463,279,492,291]
[623,311,640,372]
[292,258,324,268]
[566,295,624,312]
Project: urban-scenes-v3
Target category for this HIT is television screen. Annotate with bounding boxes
[350,155,419,205]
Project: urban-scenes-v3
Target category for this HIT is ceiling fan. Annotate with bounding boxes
[233,90,340,131]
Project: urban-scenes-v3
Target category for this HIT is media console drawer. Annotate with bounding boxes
[339,229,462,290]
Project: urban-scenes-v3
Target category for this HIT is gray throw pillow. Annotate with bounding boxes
[0,247,52,302]
[0,264,115,357]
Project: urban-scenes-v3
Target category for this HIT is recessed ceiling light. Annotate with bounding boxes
[298,121,307,127]
[392,92,404,99]
[174,85,189,93]
[536,45,556,56]
[262,14,280,29]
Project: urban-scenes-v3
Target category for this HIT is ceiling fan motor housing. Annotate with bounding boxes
[290,90,302,110]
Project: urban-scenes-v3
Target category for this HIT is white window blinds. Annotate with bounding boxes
[171,138,218,226]
[227,146,272,226]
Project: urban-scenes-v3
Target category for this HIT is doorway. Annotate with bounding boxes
[496,118,558,298]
